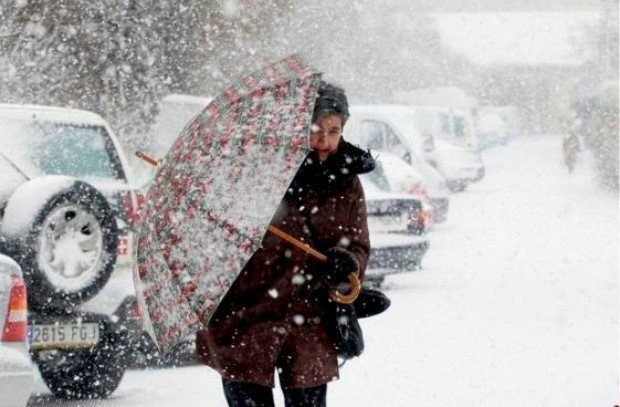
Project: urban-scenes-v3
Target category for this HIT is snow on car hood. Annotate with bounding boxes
[370,232,428,249]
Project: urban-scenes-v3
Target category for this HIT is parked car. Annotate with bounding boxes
[0,104,146,399]
[361,176,430,287]
[345,105,451,221]
[392,87,481,149]
[409,106,486,191]
[365,152,434,228]
[0,253,32,406]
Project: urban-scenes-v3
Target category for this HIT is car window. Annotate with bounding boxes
[0,119,124,180]
[452,116,465,138]
[382,123,409,161]
[360,120,384,150]
[440,113,465,140]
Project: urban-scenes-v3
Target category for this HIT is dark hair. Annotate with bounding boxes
[312,81,349,126]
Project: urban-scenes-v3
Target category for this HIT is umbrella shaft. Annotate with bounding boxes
[267,225,327,262]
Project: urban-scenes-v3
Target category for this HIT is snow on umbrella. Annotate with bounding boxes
[134,55,322,351]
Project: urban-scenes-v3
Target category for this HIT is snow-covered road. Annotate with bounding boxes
[28,135,618,406]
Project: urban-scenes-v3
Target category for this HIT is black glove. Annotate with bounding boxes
[324,247,359,286]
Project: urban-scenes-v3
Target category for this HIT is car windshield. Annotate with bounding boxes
[441,113,465,139]
[0,118,122,180]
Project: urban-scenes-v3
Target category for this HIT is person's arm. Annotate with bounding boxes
[324,177,370,284]
[345,176,370,280]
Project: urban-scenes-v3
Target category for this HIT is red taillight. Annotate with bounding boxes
[407,208,425,235]
[2,276,28,342]
[123,191,146,226]
[407,182,431,201]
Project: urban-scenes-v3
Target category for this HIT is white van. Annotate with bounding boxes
[345,105,450,222]
[393,89,480,147]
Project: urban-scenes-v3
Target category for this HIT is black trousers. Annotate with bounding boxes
[222,378,327,407]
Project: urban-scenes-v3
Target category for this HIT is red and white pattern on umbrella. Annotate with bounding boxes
[134,55,322,349]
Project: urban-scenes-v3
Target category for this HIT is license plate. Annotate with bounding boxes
[28,323,100,350]
[367,213,407,232]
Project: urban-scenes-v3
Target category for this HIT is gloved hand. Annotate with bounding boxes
[324,247,359,286]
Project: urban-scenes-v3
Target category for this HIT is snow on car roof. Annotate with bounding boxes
[349,104,425,144]
[0,104,107,127]
[350,104,417,122]
[161,93,212,106]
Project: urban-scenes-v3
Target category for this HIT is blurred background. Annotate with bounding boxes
[0,1,616,148]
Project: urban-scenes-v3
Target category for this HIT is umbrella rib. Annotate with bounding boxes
[205,210,258,244]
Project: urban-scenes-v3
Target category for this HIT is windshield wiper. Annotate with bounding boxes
[0,150,31,181]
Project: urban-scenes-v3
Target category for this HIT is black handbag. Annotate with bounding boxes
[355,287,391,319]
[328,299,364,360]
[326,287,391,361]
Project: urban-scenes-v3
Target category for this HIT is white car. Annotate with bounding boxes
[0,253,32,407]
[345,105,450,222]
[369,151,446,226]
[0,104,146,399]
[360,98,484,191]
[361,177,430,286]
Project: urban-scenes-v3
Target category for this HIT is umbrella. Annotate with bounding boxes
[134,55,325,350]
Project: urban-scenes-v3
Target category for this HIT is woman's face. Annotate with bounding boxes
[309,114,342,162]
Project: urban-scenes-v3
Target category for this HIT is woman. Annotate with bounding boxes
[196,81,375,407]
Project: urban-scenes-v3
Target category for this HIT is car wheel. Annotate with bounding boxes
[35,337,126,399]
[1,177,118,311]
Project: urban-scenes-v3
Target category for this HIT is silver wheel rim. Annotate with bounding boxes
[38,203,105,293]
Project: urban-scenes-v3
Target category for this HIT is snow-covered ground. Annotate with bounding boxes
[28,135,618,406]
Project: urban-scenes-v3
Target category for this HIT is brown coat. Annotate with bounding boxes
[196,140,374,388]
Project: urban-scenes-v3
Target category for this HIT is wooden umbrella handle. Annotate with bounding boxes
[267,225,360,303]
[267,225,327,261]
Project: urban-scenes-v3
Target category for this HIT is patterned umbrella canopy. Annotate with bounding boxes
[134,55,322,350]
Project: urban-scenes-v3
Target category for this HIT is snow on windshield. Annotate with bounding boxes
[0,118,121,180]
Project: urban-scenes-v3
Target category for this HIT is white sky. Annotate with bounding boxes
[434,12,600,66]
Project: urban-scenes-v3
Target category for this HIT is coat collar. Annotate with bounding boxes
[288,138,375,195]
